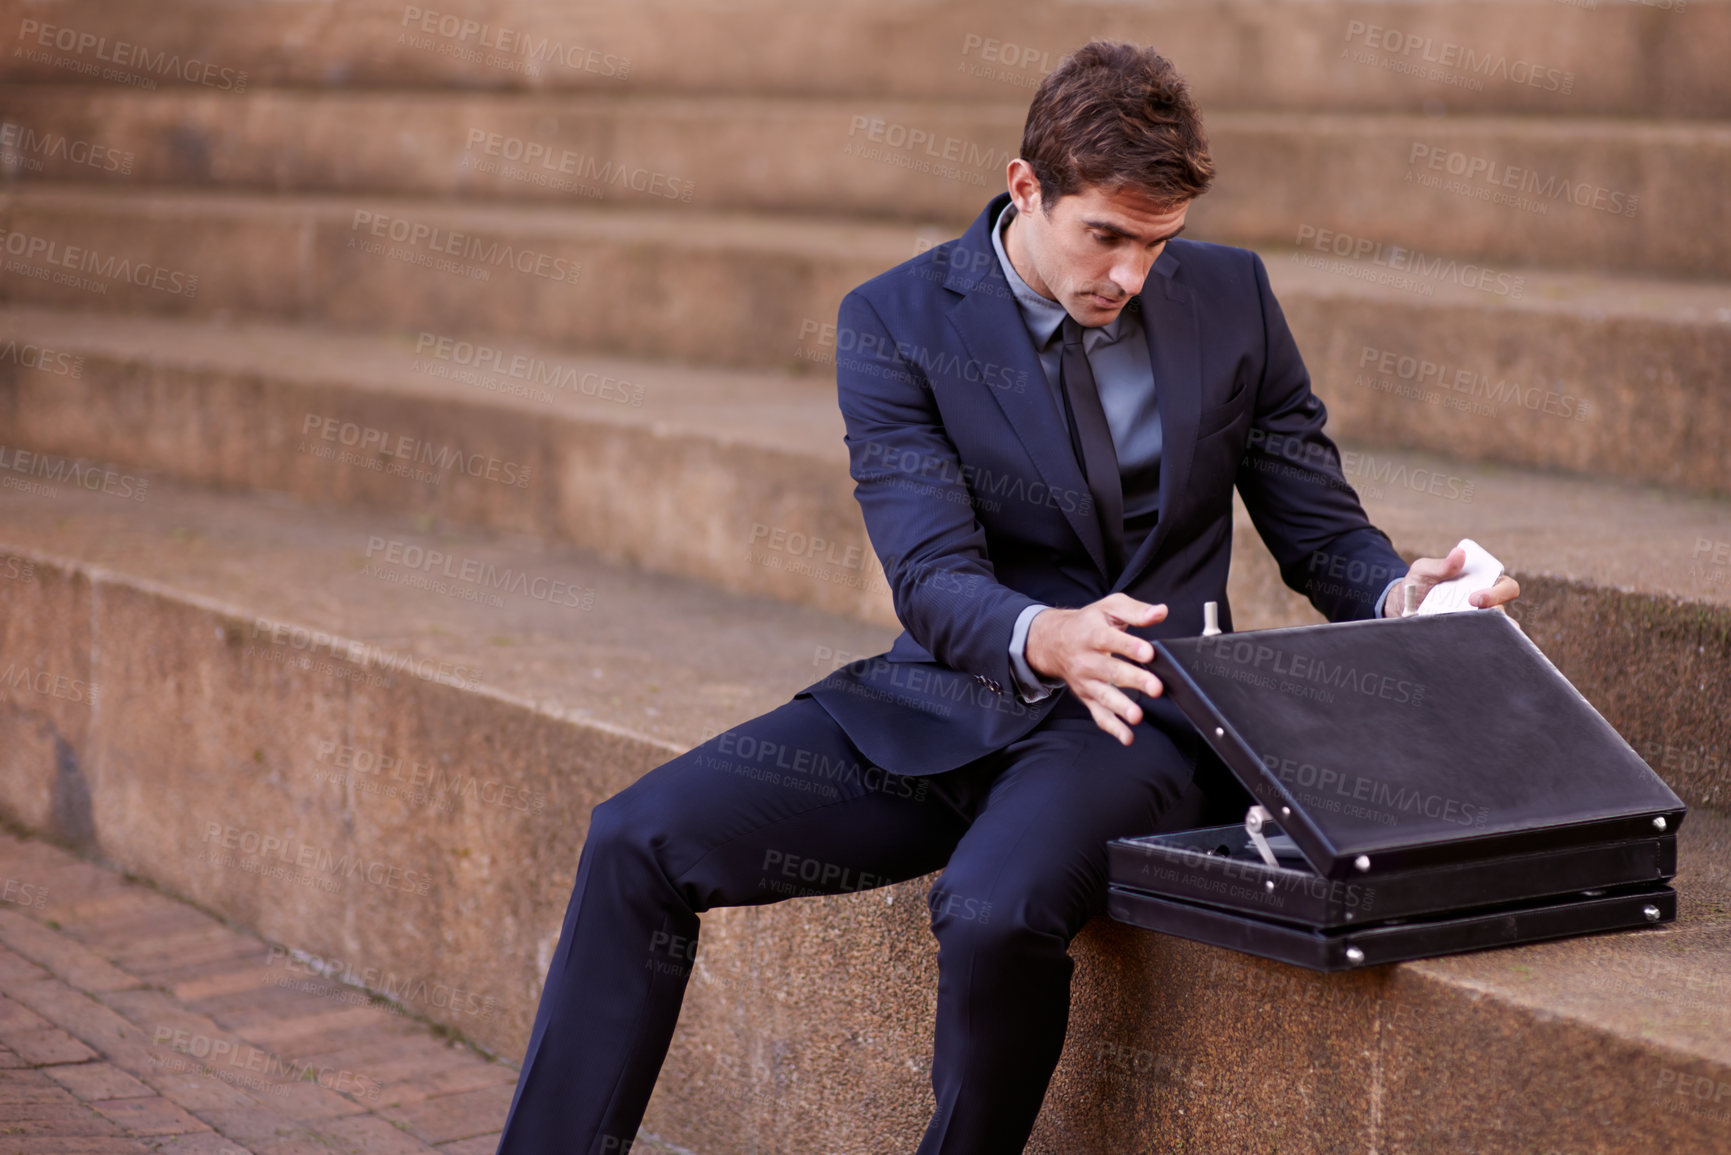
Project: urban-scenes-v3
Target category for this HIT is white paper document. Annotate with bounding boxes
[1415,538,1505,615]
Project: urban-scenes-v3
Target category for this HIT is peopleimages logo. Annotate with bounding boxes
[1356,344,1592,423]
[14,19,249,91]
[0,228,198,297]
[1196,634,1426,708]
[150,1027,380,1099]
[0,339,83,378]
[201,822,434,897]
[412,332,643,406]
[1341,20,1574,95]
[363,535,595,611]
[1293,225,1524,299]
[247,615,486,691]
[1261,753,1490,828]
[265,945,502,1019]
[1406,144,1638,218]
[844,115,1015,171]
[0,661,98,706]
[0,445,148,501]
[299,413,533,488]
[0,120,135,174]
[398,6,629,78]
[461,129,693,201]
[348,210,582,286]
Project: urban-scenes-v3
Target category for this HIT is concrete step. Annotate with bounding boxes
[1270,254,1731,498]
[0,0,1725,118]
[0,475,1727,1154]
[0,305,895,625]
[0,184,1727,493]
[0,306,1727,812]
[1203,112,1728,282]
[3,87,1723,279]
[0,183,907,371]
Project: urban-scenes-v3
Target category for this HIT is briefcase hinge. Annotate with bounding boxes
[1245,806,1279,869]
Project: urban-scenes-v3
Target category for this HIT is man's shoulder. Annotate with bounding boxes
[843,236,990,318]
[1160,237,1267,299]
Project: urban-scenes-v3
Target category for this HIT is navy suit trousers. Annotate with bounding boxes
[494,689,1214,1155]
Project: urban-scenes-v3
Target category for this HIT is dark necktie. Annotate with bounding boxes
[1059,314,1124,580]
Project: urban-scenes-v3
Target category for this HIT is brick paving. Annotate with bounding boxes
[0,829,515,1155]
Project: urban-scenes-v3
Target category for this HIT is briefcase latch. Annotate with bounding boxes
[1245,806,1280,869]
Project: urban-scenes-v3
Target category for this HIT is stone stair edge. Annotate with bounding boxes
[3,301,1730,602]
[2,182,1728,319]
[0,455,906,742]
[7,80,1731,131]
[3,88,1717,283]
[4,87,1725,282]
[0,532,680,755]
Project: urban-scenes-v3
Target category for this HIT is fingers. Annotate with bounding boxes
[1090,618,1154,665]
[1066,595,1173,745]
[1076,651,1162,699]
[1099,593,1167,628]
[1104,654,1162,699]
[1389,565,1520,614]
[1082,678,1145,745]
[1405,547,1466,585]
[1092,597,1166,665]
[1391,547,1474,617]
[1470,573,1521,608]
[1085,698,1135,746]
[1097,681,1144,728]
[1076,659,1164,746]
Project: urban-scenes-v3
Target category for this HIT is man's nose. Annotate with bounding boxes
[1110,248,1160,294]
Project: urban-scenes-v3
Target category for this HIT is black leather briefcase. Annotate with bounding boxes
[1106,610,1686,970]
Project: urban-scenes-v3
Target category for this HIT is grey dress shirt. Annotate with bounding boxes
[989,202,1161,703]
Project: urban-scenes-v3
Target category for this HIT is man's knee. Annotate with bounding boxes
[583,793,645,861]
[584,777,689,864]
[585,742,712,856]
[927,878,1069,960]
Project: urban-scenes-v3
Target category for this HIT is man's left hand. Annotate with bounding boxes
[1383,545,1521,617]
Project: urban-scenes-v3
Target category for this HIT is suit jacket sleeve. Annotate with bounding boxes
[1235,251,1409,621]
[834,288,1041,691]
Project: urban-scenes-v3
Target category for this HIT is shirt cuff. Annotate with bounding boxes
[1008,603,1066,703]
[1373,576,1406,618]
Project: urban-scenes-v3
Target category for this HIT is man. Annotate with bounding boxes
[496,39,1519,1155]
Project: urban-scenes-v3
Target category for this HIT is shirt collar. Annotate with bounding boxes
[990,201,1127,354]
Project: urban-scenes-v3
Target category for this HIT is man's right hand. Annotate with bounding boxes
[1024,593,1167,746]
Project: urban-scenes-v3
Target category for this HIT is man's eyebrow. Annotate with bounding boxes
[1082,219,1187,245]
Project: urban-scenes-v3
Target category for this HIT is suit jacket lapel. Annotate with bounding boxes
[1114,256,1200,593]
[945,197,1114,583]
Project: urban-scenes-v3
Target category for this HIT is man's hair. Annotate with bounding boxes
[1019,40,1214,212]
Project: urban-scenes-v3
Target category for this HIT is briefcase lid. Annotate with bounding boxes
[1152,610,1686,880]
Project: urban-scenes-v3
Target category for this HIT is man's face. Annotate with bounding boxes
[1003,160,1190,327]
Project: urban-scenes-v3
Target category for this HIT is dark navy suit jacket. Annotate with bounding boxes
[798,190,1407,778]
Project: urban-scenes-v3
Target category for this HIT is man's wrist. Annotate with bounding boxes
[1009,604,1064,702]
[1374,575,1407,618]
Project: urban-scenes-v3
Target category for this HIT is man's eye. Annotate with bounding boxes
[1091,232,1114,244]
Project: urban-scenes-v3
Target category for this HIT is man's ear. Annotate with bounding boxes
[1005,158,1036,215]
